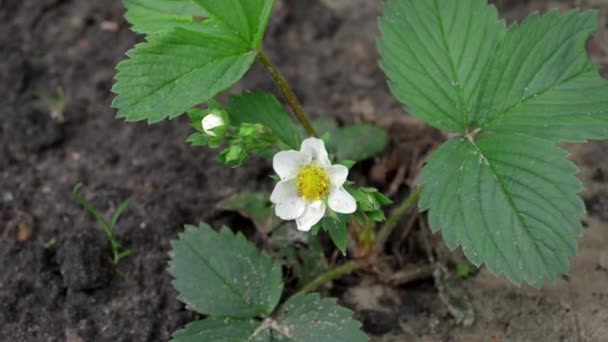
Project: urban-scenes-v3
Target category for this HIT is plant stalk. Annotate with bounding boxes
[257,49,318,138]
[294,190,421,293]
[297,259,370,294]
[374,187,421,251]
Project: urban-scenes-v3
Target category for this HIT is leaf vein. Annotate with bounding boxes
[182,234,254,310]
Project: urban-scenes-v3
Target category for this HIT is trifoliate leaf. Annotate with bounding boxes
[228,91,303,149]
[193,0,275,47]
[379,0,608,287]
[476,10,608,142]
[379,0,506,133]
[123,0,208,35]
[113,27,255,123]
[172,295,366,342]
[169,224,283,317]
[270,293,367,342]
[418,134,584,287]
[172,318,270,342]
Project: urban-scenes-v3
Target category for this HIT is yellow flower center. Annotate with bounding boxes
[296,164,330,201]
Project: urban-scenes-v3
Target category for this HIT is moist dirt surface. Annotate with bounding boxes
[1,0,608,341]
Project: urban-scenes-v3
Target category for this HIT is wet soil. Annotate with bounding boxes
[1,0,607,341]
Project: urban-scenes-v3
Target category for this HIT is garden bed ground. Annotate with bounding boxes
[1,0,608,341]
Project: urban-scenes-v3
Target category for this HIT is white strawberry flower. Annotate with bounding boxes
[201,112,225,137]
[270,137,357,231]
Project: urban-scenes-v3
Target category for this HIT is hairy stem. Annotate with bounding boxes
[257,49,318,138]
[297,259,370,294]
[295,188,422,293]
[374,187,421,251]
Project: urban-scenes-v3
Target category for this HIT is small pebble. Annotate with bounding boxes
[7,110,63,153]
[99,21,119,32]
[357,309,398,335]
[2,192,14,202]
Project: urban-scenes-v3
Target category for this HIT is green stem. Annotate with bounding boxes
[297,259,370,294]
[374,187,421,251]
[257,49,318,138]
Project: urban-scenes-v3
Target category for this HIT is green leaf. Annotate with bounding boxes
[172,318,270,342]
[373,191,393,206]
[169,224,283,317]
[313,118,337,153]
[313,117,338,134]
[456,263,472,278]
[110,197,132,228]
[380,2,607,141]
[72,183,112,233]
[351,187,392,213]
[321,217,348,255]
[418,134,584,287]
[193,0,275,46]
[123,0,208,35]
[475,10,608,142]
[351,191,388,222]
[379,0,506,133]
[312,118,389,161]
[112,27,256,123]
[333,124,389,161]
[228,90,303,149]
[271,293,367,341]
[186,133,210,147]
[379,1,608,287]
[217,191,280,231]
[172,294,366,342]
[366,210,386,223]
[337,160,356,169]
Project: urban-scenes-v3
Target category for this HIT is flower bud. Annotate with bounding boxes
[226,145,244,159]
[201,112,226,137]
[238,123,263,138]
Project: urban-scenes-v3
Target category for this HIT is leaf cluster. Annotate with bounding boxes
[169,224,367,341]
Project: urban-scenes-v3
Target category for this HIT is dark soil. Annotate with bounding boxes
[1,0,607,341]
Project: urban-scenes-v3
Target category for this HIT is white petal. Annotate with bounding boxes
[273,151,311,180]
[328,165,349,188]
[300,137,331,167]
[271,179,306,220]
[296,201,326,231]
[328,187,357,214]
[202,114,224,136]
